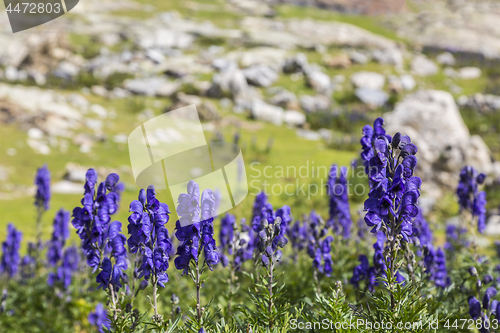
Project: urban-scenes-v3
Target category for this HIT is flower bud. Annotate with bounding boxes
[139,279,149,291]
[260,219,269,229]
[257,241,266,253]
[483,275,494,285]
[125,303,132,313]
[258,230,268,242]
[275,249,282,262]
[277,237,288,248]
[175,306,181,314]
[468,267,478,277]
[171,294,179,304]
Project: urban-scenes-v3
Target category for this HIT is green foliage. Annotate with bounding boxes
[351,278,438,333]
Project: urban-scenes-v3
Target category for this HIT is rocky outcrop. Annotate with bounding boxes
[385,90,494,194]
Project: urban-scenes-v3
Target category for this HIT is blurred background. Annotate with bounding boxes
[1,0,500,246]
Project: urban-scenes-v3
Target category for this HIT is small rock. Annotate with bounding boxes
[296,129,321,141]
[52,180,87,194]
[411,55,438,76]
[372,48,403,67]
[250,100,284,126]
[355,88,389,107]
[351,71,385,90]
[243,64,278,87]
[305,70,332,95]
[53,61,80,79]
[146,49,166,64]
[299,95,330,113]
[458,67,481,80]
[444,67,457,78]
[268,88,298,109]
[99,33,121,46]
[349,50,369,64]
[323,54,351,68]
[436,52,455,66]
[400,74,416,91]
[5,66,18,81]
[485,215,500,236]
[27,128,44,140]
[283,53,308,73]
[283,110,306,126]
[91,85,108,98]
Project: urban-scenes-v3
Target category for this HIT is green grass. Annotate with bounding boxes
[275,4,406,43]
[0,89,357,244]
[111,0,243,28]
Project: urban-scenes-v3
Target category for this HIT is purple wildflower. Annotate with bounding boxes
[128,187,172,288]
[363,130,421,242]
[47,209,70,266]
[88,303,110,333]
[327,165,352,238]
[48,246,80,289]
[0,224,22,278]
[457,166,487,233]
[174,181,219,274]
[219,213,236,267]
[34,164,51,211]
[72,169,122,272]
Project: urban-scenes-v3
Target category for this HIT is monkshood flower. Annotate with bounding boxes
[0,224,22,278]
[72,169,122,272]
[96,221,128,291]
[444,224,469,253]
[327,165,352,238]
[48,246,80,290]
[411,210,433,250]
[305,211,330,291]
[219,213,236,267]
[361,122,421,299]
[174,181,219,325]
[88,303,111,333]
[350,231,387,292]
[287,218,308,262]
[47,209,70,267]
[127,187,172,290]
[252,192,268,222]
[468,288,497,333]
[434,248,450,289]
[34,164,51,211]
[363,131,421,241]
[360,118,391,175]
[350,255,369,288]
[234,218,255,267]
[457,166,487,233]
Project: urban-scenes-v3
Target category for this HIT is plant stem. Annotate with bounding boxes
[268,261,274,330]
[228,268,235,316]
[389,217,397,310]
[196,260,202,324]
[109,284,118,320]
[152,276,159,317]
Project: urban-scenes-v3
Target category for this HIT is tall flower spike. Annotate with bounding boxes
[47,209,70,267]
[363,129,421,242]
[34,164,51,211]
[327,165,352,238]
[219,213,236,267]
[128,186,172,288]
[48,246,80,289]
[175,181,219,274]
[0,224,22,278]
[72,169,123,274]
[457,166,487,233]
[88,303,110,333]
